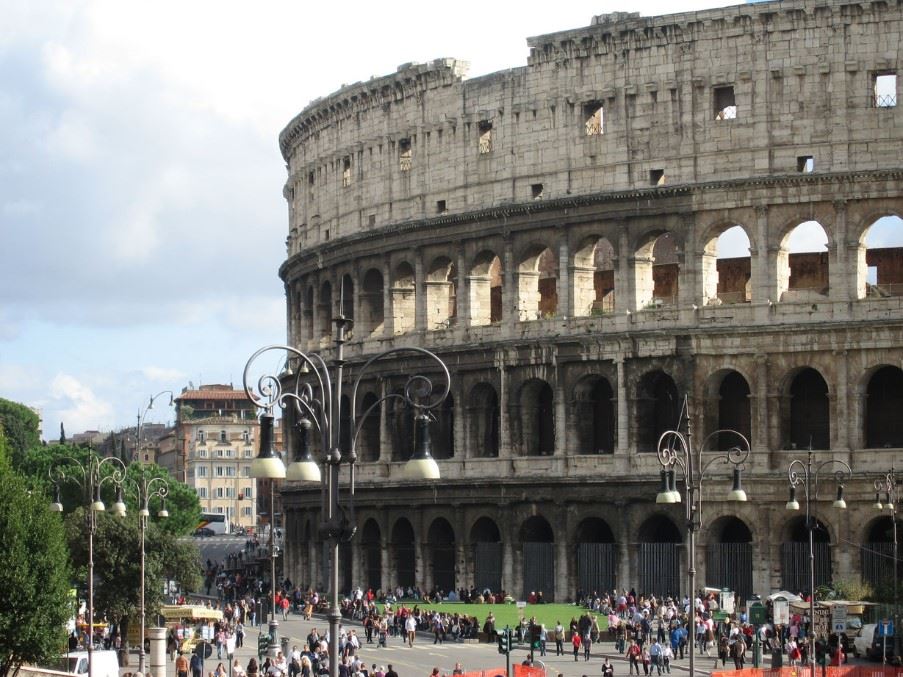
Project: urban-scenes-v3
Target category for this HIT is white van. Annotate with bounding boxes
[59,650,119,677]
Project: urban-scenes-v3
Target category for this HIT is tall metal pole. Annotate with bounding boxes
[686,438,696,677]
[807,450,816,673]
[138,510,146,675]
[269,485,279,657]
[87,506,95,677]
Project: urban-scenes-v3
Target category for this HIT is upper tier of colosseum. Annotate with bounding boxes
[278,0,902,258]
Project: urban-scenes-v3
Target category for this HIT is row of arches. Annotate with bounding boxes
[291,216,903,341]
[330,364,903,461]
[287,511,902,602]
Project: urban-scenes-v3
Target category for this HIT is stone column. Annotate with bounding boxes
[554,364,566,457]
[467,275,491,326]
[831,200,853,301]
[379,380,389,462]
[754,354,769,457]
[616,357,629,455]
[499,361,513,458]
[452,378,465,459]
[414,250,426,332]
[517,271,541,321]
[571,265,596,317]
[380,538,391,594]
[456,247,469,327]
[616,228,632,313]
[382,262,395,336]
[558,240,570,318]
[833,350,849,451]
[503,239,515,327]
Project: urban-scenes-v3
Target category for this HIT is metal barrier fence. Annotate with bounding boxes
[713,667,903,677]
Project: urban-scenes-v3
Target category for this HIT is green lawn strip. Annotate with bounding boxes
[379,602,609,632]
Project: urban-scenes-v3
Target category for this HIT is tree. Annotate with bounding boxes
[59,422,66,445]
[0,398,40,470]
[122,463,202,537]
[0,430,72,677]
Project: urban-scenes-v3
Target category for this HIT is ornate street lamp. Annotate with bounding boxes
[655,395,751,677]
[242,306,450,677]
[874,467,900,664]
[785,446,852,670]
[50,455,127,677]
[133,391,174,464]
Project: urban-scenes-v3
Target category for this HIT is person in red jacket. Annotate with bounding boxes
[572,631,582,662]
[627,639,643,675]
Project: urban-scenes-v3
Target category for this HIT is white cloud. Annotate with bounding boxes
[50,373,114,433]
[141,366,186,383]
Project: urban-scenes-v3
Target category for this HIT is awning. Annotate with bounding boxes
[158,605,223,622]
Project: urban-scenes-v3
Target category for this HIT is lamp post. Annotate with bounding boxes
[114,474,169,676]
[655,395,752,677]
[133,391,174,464]
[784,446,852,671]
[873,466,899,663]
[242,307,450,677]
[50,454,127,677]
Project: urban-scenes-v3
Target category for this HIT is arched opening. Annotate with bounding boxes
[427,518,456,594]
[304,286,315,343]
[575,517,617,596]
[703,225,752,305]
[341,274,354,322]
[635,370,680,452]
[319,281,333,338]
[573,376,615,454]
[426,257,457,330]
[708,370,752,450]
[787,368,830,450]
[860,215,903,299]
[517,245,558,321]
[467,383,499,458]
[391,262,416,334]
[520,515,555,600]
[781,516,831,595]
[388,388,414,461]
[391,518,416,589]
[706,516,753,599]
[865,366,903,448]
[471,517,502,592]
[470,251,503,326]
[520,379,554,456]
[361,519,382,592]
[862,516,903,589]
[778,221,829,301]
[637,515,682,597]
[573,236,616,317]
[360,269,385,337]
[430,393,454,459]
[339,540,352,595]
[357,392,381,462]
[635,232,680,309]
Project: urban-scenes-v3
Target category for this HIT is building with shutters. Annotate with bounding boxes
[275,0,903,601]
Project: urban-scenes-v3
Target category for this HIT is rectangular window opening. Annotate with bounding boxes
[797,155,814,173]
[714,85,737,120]
[308,171,315,185]
[478,120,493,154]
[650,169,666,186]
[436,200,447,214]
[342,157,351,187]
[584,102,604,136]
[368,214,376,227]
[531,183,544,199]
[398,138,412,171]
[875,72,897,108]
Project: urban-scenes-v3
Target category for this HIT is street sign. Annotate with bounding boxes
[774,600,790,626]
[814,607,831,636]
[195,641,212,660]
[879,620,894,637]
[721,590,735,615]
[258,634,270,656]
[832,605,847,634]
[749,602,766,625]
[516,601,527,609]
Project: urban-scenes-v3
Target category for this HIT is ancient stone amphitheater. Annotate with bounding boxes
[276,0,903,602]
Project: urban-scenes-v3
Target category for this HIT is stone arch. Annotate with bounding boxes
[703,369,752,450]
[706,515,753,598]
[470,250,503,325]
[360,518,382,592]
[574,517,618,598]
[861,515,903,589]
[517,243,558,320]
[427,517,456,594]
[391,517,416,589]
[319,280,333,337]
[781,514,832,595]
[573,235,616,316]
[637,514,682,597]
[429,393,455,459]
[777,220,830,301]
[856,214,903,299]
[520,514,555,601]
[520,514,555,542]
[357,391,381,462]
[467,383,499,458]
[360,268,385,337]
[573,375,615,454]
[470,516,502,593]
[635,230,681,309]
[635,370,680,452]
[784,367,831,450]
[520,378,555,456]
[426,256,457,330]
[864,365,903,448]
[391,261,416,334]
[701,223,753,305]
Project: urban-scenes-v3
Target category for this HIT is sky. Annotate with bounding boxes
[0,0,893,440]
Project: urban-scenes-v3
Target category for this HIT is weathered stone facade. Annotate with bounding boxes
[276,0,903,602]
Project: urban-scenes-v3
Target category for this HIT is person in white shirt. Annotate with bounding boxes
[405,615,417,647]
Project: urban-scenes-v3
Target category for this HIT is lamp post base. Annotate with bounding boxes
[268,618,280,659]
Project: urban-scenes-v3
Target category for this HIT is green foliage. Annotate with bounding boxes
[818,578,875,602]
[122,463,201,537]
[0,397,40,470]
[0,432,72,677]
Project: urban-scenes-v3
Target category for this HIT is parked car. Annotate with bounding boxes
[853,623,896,661]
[193,527,214,537]
[55,650,119,677]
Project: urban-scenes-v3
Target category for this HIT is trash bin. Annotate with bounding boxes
[281,637,290,655]
[771,648,783,668]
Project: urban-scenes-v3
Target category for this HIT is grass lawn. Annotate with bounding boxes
[378,602,609,631]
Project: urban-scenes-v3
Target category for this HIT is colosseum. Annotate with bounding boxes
[274,0,903,602]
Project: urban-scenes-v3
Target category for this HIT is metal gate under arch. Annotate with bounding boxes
[474,542,502,592]
[577,543,617,594]
[781,542,831,593]
[706,543,753,599]
[638,543,681,597]
[523,542,555,601]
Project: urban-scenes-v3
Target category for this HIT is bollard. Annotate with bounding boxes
[148,627,167,677]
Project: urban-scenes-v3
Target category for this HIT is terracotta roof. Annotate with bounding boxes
[176,390,249,401]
